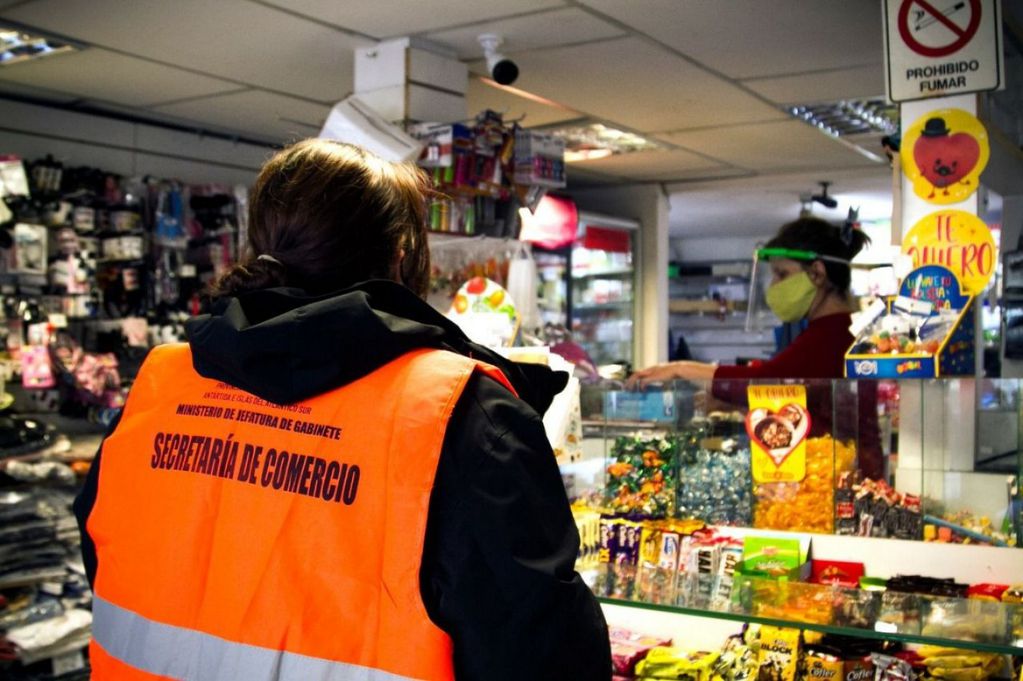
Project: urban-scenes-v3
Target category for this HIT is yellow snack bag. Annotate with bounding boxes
[757,626,801,681]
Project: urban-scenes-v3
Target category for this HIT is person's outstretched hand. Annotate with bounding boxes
[626,360,716,389]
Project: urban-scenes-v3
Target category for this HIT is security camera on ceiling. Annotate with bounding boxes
[811,181,838,209]
[478,33,518,86]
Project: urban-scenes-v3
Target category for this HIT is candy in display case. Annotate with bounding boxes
[846,266,975,379]
[677,414,753,526]
[591,378,1021,548]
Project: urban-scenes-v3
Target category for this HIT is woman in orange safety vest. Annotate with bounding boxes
[75,139,612,680]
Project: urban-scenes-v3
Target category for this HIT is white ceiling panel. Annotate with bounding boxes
[478,37,785,133]
[2,0,367,101]
[0,48,238,107]
[258,0,566,38]
[663,120,882,172]
[0,79,78,104]
[578,0,883,80]
[152,90,329,143]
[425,7,624,58]
[466,77,580,128]
[743,64,885,105]
[668,167,892,237]
[572,148,726,181]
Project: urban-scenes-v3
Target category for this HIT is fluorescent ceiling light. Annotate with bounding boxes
[787,98,897,164]
[0,24,82,67]
[538,120,668,163]
[563,148,613,162]
[788,98,899,138]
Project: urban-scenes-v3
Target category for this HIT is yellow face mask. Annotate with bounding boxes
[765,271,817,322]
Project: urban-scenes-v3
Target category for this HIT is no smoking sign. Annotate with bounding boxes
[883,0,1003,102]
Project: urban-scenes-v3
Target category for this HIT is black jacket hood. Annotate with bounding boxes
[185,280,567,415]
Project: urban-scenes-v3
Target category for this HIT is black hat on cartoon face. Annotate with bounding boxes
[922,117,951,137]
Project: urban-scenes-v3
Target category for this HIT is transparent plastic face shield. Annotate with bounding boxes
[745,248,851,333]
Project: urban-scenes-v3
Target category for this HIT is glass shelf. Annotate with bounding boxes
[573,301,633,312]
[572,268,634,280]
[588,565,1023,655]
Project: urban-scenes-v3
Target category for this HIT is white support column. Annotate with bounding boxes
[354,38,468,123]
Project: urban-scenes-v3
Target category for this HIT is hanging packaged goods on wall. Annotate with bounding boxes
[409,110,566,236]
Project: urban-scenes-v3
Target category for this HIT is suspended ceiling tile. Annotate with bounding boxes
[478,37,784,133]
[0,97,136,146]
[133,126,272,169]
[152,90,329,144]
[0,48,238,107]
[257,0,566,38]
[0,130,136,176]
[466,77,580,128]
[743,63,885,105]
[571,148,725,181]
[662,120,881,171]
[425,7,624,58]
[2,0,366,101]
[578,0,883,80]
[0,79,78,103]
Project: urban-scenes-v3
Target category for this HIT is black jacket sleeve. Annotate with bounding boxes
[420,373,611,681]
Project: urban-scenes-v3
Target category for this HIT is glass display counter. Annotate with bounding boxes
[572,378,1023,658]
[585,379,1022,547]
[589,567,1023,655]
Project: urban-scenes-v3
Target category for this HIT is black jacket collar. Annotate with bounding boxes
[185,280,566,415]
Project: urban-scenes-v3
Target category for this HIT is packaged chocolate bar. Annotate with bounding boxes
[758,626,801,681]
[717,633,759,681]
[695,546,719,599]
[614,519,643,566]
[659,529,682,572]
[609,627,672,676]
[640,525,664,568]
[636,647,720,681]
[872,653,915,681]
[599,515,618,564]
[800,645,843,681]
[887,575,967,598]
[833,588,879,629]
[834,472,858,536]
[715,540,743,603]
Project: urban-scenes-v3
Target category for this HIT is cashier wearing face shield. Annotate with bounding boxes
[629,217,870,385]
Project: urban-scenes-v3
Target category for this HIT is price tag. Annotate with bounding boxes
[48,313,69,329]
[179,264,197,278]
[52,649,86,676]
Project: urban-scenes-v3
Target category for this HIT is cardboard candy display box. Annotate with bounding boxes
[845,266,975,379]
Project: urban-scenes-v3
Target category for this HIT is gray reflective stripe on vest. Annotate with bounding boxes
[92,595,422,681]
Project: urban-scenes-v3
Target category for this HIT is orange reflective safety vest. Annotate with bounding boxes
[87,343,515,681]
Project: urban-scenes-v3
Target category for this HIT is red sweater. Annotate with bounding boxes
[711,312,883,478]
[714,312,853,380]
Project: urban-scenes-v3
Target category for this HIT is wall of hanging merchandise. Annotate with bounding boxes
[0,152,248,419]
[427,235,521,309]
[411,109,566,237]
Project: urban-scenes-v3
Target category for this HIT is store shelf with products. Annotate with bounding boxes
[669,260,777,364]
[569,377,1023,673]
[0,416,102,678]
[565,214,638,369]
[590,565,1023,655]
